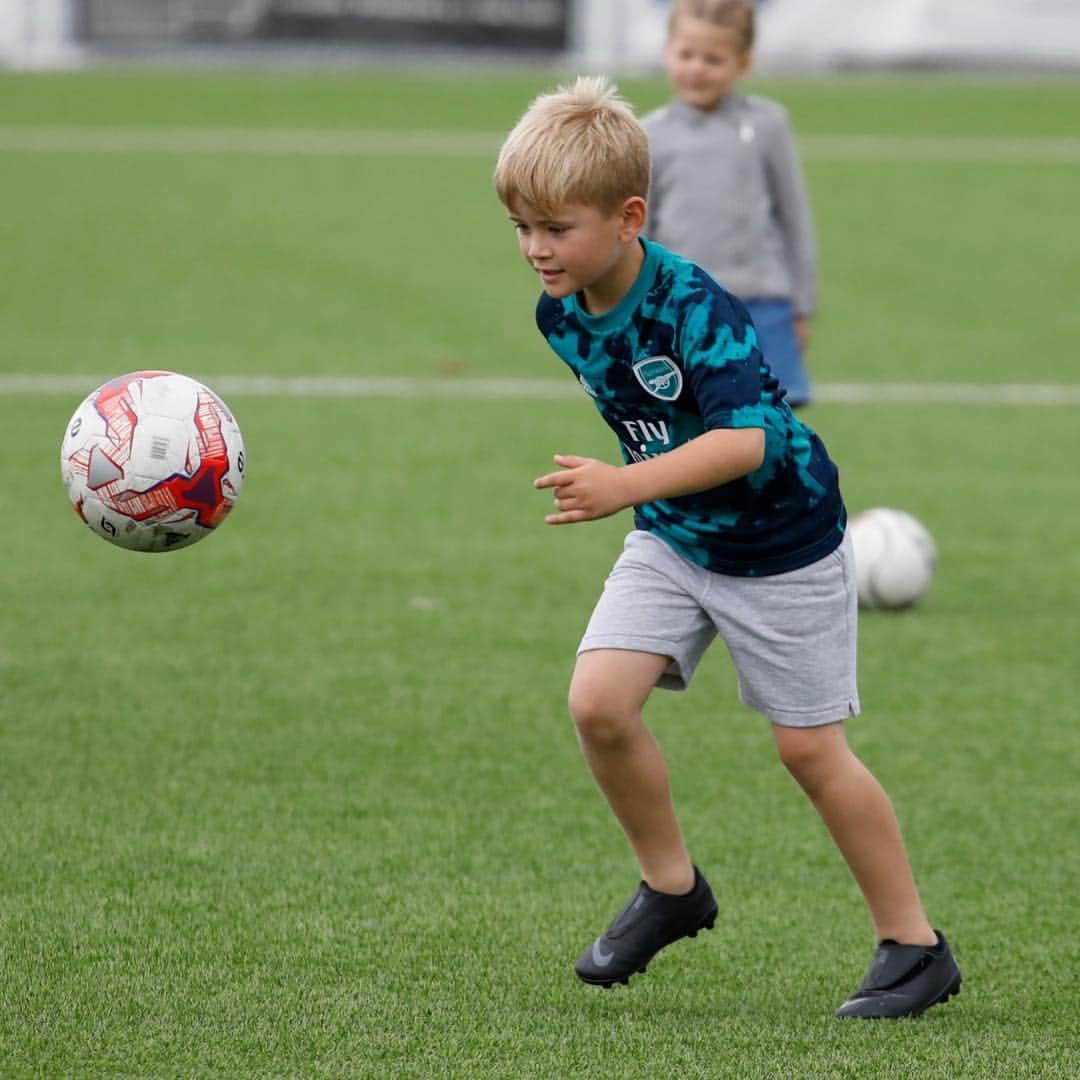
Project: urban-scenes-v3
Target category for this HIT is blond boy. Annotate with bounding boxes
[493,76,960,1018]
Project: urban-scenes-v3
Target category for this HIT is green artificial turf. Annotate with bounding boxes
[1,68,1078,1077]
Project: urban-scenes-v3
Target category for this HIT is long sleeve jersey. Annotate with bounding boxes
[643,94,818,317]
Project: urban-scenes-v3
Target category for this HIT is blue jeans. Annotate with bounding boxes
[745,299,812,407]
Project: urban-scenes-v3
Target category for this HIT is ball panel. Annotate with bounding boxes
[128,415,192,486]
[849,511,889,607]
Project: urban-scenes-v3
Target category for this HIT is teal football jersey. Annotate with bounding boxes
[536,239,844,576]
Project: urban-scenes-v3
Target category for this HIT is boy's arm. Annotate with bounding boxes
[763,109,817,318]
[533,427,765,526]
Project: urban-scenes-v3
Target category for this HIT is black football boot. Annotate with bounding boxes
[835,931,962,1019]
[574,866,718,988]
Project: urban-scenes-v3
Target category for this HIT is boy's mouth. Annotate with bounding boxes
[536,267,564,284]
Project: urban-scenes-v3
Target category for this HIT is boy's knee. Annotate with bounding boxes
[567,679,637,747]
[773,723,847,790]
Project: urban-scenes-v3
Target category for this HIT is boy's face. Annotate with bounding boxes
[507,196,645,314]
[664,18,751,111]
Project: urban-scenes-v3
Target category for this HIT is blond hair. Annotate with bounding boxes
[493,75,650,218]
[669,0,755,53]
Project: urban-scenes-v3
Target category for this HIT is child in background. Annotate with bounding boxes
[493,74,961,1019]
[644,0,817,407]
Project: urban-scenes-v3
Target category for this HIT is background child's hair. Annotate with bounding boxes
[493,75,649,217]
[669,0,755,53]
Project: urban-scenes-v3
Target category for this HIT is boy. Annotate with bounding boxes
[492,75,962,1019]
[645,0,816,407]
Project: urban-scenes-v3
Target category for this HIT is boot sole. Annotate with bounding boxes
[917,972,963,1015]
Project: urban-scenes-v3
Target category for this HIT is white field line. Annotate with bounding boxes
[4,374,1080,406]
[0,126,1078,163]
[800,134,1080,163]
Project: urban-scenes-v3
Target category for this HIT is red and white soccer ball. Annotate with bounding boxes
[60,370,245,552]
[848,507,937,611]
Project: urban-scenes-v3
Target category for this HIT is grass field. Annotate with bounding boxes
[1,66,1079,1077]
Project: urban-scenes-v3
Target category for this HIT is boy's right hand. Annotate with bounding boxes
[533,454,629,525]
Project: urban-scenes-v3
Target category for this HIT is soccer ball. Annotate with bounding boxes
[60,370,245,552]
[848,507,936,611]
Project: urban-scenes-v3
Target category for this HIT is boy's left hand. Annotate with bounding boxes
[534,454,627,525]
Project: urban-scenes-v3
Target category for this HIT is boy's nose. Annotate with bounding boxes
[527,234,552,260]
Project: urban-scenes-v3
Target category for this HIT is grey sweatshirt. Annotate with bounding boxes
[643,94,817,316]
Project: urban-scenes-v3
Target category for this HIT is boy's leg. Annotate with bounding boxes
[744,299,812,407]
[771,721,934,945]
[772,721,961,1018]
[569,647,718,987]
[569,648,693,894]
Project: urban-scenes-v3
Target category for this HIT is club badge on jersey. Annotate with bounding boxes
[632,356,683,401]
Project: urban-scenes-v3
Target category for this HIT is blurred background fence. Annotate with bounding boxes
[6,0,1080,72]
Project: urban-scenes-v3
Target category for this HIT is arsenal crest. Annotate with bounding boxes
[632,356,683,401]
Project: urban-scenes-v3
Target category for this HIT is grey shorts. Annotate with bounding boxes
[578,530,860,727]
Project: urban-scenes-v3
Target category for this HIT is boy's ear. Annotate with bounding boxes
[738,50,754,78]
[619,196,648,241]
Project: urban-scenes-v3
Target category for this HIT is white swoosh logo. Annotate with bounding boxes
[592,940,615,967]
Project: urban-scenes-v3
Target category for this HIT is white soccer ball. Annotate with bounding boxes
[848,507,936,611]
[60,370,245,552]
